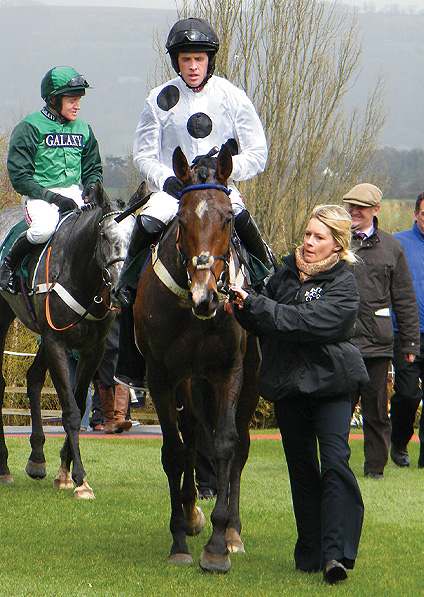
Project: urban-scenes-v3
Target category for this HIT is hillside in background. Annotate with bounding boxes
[0,5,423,156]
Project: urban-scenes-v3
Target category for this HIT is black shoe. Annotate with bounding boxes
[390,443,410,467]
[365,472,385,480]
[323,560,348,584]
[197,487,217,500]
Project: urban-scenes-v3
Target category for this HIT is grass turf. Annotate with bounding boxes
[0,434,422,596]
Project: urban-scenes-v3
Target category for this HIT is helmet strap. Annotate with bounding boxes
[48,95,69,124]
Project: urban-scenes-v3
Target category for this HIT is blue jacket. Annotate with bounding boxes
[393,222,424,333]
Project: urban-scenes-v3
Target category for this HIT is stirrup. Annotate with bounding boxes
[116,284,134,308]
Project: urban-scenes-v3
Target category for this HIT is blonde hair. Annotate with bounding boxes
[311,204,357,264]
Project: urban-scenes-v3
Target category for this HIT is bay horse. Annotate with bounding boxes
[0,182,135,498]
[131,145,260,572]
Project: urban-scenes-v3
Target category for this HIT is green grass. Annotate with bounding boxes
[0,434,423,596]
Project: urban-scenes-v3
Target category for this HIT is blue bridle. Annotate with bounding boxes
[178,183,231,198]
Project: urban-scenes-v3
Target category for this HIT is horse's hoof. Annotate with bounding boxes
[0,473,14,484]
[199,549,231,573]
[186,506,206,536]
[225,527,245,553]
[74,479,95,500]
[167,553,193,564]
[25,460,47,480]
[53,471,74,490]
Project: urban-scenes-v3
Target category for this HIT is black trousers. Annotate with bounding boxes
[390,333,424,448]
[274,397,364,572]
[191,379,218,492]
[115,305,146,384]
[352,357,391,475]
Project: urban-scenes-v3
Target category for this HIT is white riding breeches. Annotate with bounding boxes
[140,184,245,226]
[23,185,83,244]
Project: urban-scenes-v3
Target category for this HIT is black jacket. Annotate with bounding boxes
[234,253,369,402]
[349,218,420,359]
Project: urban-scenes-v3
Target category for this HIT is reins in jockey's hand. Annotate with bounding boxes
[114,189,153,223]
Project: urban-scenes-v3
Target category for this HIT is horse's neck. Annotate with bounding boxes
[49,212,101,287]
[159,222,187,282]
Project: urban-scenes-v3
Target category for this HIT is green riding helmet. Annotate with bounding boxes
[41,66,89,102]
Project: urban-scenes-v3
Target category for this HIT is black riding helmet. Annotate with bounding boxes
[166,17,219,79]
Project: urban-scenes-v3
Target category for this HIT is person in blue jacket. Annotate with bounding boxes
[226,204,367,584]
[390,192,424,468]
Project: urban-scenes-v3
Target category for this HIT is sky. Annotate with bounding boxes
[35,0,424,9]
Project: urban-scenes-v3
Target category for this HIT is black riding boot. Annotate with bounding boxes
[0,232,34,294]
[116,214,165,307]
[234,210,274,271]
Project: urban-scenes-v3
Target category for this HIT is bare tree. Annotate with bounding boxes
[177,0,387,253]
[0,127,20,210]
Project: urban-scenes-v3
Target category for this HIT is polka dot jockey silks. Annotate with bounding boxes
[133,74,268,195]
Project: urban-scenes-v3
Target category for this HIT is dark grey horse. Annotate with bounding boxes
[0,182,135,498]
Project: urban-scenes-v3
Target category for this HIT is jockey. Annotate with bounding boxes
[0,66,103,293]
[116,17,271,306]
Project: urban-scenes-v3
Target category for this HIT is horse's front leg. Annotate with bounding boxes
[25,345,47,480]
[226,333,260,553]
[176,381,206,538]
[199,357,244,573]
[0,365,12,484]
[0,307,15,484]
[149,370,193,564]
[44,338,93,499]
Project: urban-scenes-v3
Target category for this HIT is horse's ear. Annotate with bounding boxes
[217,144,233,185]
[95,181,112,211]
[173,146,191,183]
[129,181,147,208]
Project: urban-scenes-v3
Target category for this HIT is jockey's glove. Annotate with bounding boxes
[191,154,218,170]
[163,176,184,199]
[47,193,78,215]
[82,185,97,203]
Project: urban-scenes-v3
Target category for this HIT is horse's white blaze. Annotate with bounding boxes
[195,199,208,219]
[190,280,210,305]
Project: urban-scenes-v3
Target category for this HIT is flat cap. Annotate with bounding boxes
[342,183,382,207]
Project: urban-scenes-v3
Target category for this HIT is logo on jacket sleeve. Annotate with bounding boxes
[304,286,323,301]
[44,134,84,148]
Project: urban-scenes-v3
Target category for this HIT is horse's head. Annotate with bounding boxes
[87,181,136,298]
[173,145,234,320]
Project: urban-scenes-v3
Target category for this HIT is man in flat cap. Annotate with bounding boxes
[343,183,420,480]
